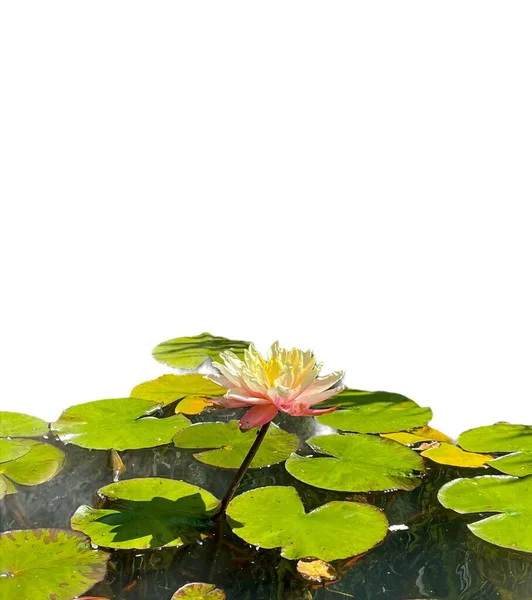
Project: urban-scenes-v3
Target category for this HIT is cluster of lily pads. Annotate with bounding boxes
[1,333,531,600]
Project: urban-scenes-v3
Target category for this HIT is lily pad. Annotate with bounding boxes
[71,477,220,549]
[0,529,109,600]
[285,434,424,492]
[51,398,191,451]
[152,332,251,369]
[316,389,432,433]
[227,486,388,561]
[0,439,65,499]
[131,374,225,407]
[488,452,532,477]
[173,421,299,469]
[381,426,452,446]
[421,442,493,468]
[171,583,226,599]
[0,411,49,437]
[457,424,532,453]
[175,396,214,415]
[438,475,532,552]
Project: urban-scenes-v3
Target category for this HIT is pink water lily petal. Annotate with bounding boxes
[299,405,339,416]
[239,404,279,430]
[297,384,347,407]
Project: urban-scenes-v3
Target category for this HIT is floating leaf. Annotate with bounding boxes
[381,426,452,446]
[285,434,424,492]
[458,424,532,453]
[438,475,532,552]
[227,486,388,561]
[175,396,214,415]
[71,477,220,550]
[0,529,109,600]
[421,442,493,468]
[131,374,225,407]
[0,439,65,498]
[316,389,432,434]
[0,411,49,438]
[171,582,226,599]
[173,421,299,469]
[51,398,190,451]
[488,452,532,477]
[152,332,251,369]
[297,559,337,582]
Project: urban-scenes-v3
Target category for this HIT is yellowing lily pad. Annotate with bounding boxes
[171,583,226,599]
[316,389,432,434]
[297,559,337,582]
[438,475,532,553]
[152,332,251,369]
[458,424,532,453]
[0,411,49,438]
[51,398,190,451]
[285,434,424,492]
[421,442,493,468]
[488,452,532,477]
[173,421,299,469]
[131,374,225,407]
[381,426,452,446]
[0,439,65,499]
[0,529,109,600]
[227,486,388,561]
[71,477,220,550]
[175,396,214,415]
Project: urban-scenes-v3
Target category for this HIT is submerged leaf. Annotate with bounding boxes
[421,443,493,468]
[438,475,532,553]
[0,411,49,438]
[171,582,226,599]
[173,421,299,469]
[0,529,109,600]
[297,559,337,582]
[131,374,225,406]
[0,439,65,498]
[382,426,452,446]
[458,423,532,453]
[152,332,251,369]
[316,389,432,434]
[227,486,388,561]
[71,477,220,550]
[51,398,190,451]
[285,434,424,492]
[488,452,532,477]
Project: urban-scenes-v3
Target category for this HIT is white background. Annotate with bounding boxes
[1,2,531,437]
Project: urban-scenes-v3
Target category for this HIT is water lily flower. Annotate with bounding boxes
[207,342,345,430]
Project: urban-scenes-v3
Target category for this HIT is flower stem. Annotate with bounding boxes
[215,421,271,518]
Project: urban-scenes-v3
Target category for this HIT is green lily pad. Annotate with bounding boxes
[131,374,226,407]
[173,421,299,469]
[0,411,49,437]
[458,424,532,453]
[421,443,493,468]
[316,389,432,433]
[0,529,109,600]
[152,332,251,369]
[227,486,388,561]
[438,475,532,552]
[51,398,191,451]
[285,434,424,492]
[71,477,220,549]
[172,583,226,599]
[488,452,532,477]
[0,439,65,499]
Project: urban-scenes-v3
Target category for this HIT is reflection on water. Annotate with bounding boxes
[1,415,531,600]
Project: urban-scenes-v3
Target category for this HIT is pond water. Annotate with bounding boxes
[1,413,531,600]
